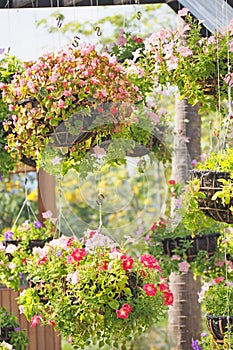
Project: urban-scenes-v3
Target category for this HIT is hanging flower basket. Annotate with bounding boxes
[18,231,174,349]
[162,232,220,262]
[206,314,233,344]
[191,170,233,224]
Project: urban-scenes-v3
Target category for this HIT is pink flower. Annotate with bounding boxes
[178,7,189,17]
[139,254,161,271]
[71,248,87,262]
[212,276,225,284]
[116,308,129,319]
[171,254,181,261]
[30,315,42,327]
[178,261,190,273]
[58,99,65,108]
[176,46,193,57]
[122,303,132,313]
[143,283,157,296]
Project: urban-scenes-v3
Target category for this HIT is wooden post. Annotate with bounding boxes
[37,169,57,222]
[0,287,61,350]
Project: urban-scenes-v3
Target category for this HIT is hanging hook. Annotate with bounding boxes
[72,36,80,48]
[136,10,142,20]
[95,26,102,36]
[96,193,104,206]
[56,15,63,28]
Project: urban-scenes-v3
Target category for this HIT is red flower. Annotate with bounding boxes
[122,303,132,313]
[116,308,129,319]
[100,260,108,270]
[48,319,56,327]
[38,256,47,265]
[135,37,143,43]
[67,237,75,247]
[143,283,157,296]
[163,291,174,306]
[159,282,169,292]
[121,256,134,270]
[168,179,176,185]
[71,248,87,262]
[151,222,157,231]
[22,257,27,265]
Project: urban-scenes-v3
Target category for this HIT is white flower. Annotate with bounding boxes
[0,242,5,251]
[84,231,116,250]
[32,246,49,257]
[48,235,69,249]
[8,262,16,270]
[0,341,13,349]
[5,244,18,254]
[66,271,79,285]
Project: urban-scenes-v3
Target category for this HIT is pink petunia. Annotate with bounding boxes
[212,276,225,284]
[143,283,157,296]
[122,303,133,313]
[30,315,42,327]
[58,99,65,108]
[178,7,189,17]
[116,308,129,319]
[178,261,190,273]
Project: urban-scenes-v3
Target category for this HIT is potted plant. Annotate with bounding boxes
[18,230,174,349]
[145,180,225,278]
[191,148,233,224]
[199,278,233,345]
[0,211,57,290]
[108,29,145,63]
[0,307,28,350]
[0,54,24,175]
[137,7,233,113]
[1,44,151,173]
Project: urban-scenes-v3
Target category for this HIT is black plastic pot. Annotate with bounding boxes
[206,314,233,344]
[162,232,220,262]
[191,170,233,224]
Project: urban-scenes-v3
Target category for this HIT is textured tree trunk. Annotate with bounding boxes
[168,97,202,350]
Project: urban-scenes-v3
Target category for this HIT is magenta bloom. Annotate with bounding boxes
[121,256,134,270]
[116,308,129,319]
[143,283,157,296]
[122,303,133,313]
[163,291,174,306]
[71,248,87,262]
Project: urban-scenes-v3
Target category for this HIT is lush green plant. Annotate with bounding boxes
[190,148,233,215]
[109,30,145,62]
[0,307,28,350]
[145,180,226,278]
[136,7,233,113]
[1,44,148,174]
[18,231,173,349]
[0,212,57,290]
[200,278,233,316]
[0,54,24,176]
